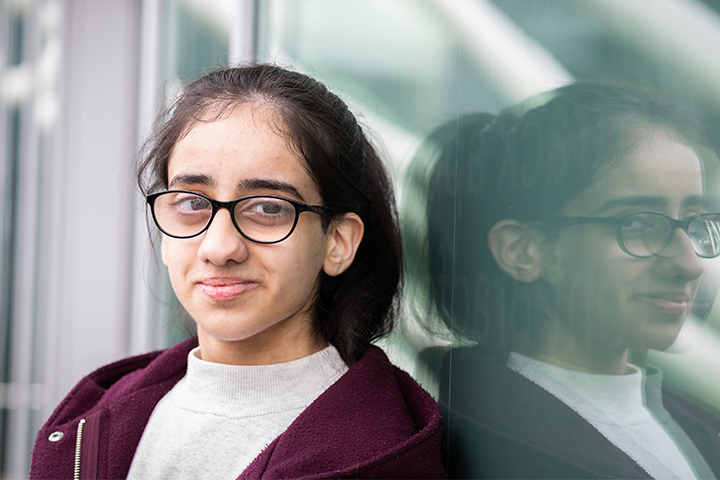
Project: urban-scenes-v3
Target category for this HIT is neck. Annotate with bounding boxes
[516,330,630,375]
[196,325,327,366]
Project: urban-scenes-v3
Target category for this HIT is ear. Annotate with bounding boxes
[487,219,545,283]
[323,213,364,277]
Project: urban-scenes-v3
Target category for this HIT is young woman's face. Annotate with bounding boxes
[161,104,331,365]
[547,127,705,366]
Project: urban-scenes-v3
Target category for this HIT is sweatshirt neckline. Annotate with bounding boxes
[170,345,348,418]
[508,351,656,426]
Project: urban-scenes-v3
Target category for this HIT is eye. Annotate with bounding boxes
[253,201,283,215]
[174,194,211,213]
[236,197,295,225]
[620,213,669,242]
[153,192,213,233]
[622,213,655,231]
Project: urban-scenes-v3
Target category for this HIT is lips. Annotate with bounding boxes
[197,277,256,301]
[636,293,692,316]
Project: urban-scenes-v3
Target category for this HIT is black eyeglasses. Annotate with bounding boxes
[550,211,720,258]
[146,190,330,244]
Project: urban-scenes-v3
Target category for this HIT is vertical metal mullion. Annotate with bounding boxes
[229,0,258,65]
[130,0,162,355]
[6,2,44,475]
[0,106,20,480]
[7,104,39,480]
[0,4,28,475]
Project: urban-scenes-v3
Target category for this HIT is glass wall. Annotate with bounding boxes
[258,0,720,477]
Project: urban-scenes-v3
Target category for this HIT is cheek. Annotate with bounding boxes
[295,239,327,278]
[551,231,639,311]
[267,234,327,281]
[554,228,625,276]
[160,238,195,277]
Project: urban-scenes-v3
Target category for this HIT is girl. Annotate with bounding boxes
[412,82,720,478]
[30,64,446,479]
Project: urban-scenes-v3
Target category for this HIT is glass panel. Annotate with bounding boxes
[258,0,720,477]
[161,0,233,81]
[258,0,505,136]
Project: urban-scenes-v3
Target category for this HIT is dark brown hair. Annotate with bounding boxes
[137,64,402,365]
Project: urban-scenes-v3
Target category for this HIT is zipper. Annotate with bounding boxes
[74,418,86,480]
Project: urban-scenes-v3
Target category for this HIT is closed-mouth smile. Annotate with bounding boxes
[197,278,256,300]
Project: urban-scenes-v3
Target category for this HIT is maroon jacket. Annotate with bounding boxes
[30,337,447,479]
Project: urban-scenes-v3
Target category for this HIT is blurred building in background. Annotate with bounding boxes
[3,0,720,477]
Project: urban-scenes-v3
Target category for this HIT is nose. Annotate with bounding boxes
[197,208,249,266]
[655,229,704,281]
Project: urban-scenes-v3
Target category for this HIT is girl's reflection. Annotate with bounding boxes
[417,82,720,478]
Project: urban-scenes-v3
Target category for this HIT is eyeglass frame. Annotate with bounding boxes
[146,190,332,244]
[547,210,720,259]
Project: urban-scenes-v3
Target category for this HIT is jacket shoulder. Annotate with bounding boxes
[43,336,197,428]
[663,385,720,477]
[243,345,447,479]
[30,337,197,480]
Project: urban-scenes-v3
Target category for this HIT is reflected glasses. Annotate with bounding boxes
[147,190,329,244]
[551,211,720,258]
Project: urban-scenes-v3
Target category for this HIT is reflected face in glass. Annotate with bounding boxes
[160,104,330,364]
[549,127,705,356]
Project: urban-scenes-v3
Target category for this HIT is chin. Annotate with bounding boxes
[204,328,265,343]
[637,328,684,353]
[194,319,260,342]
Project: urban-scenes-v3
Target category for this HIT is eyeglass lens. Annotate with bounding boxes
[152,191,299,242]
[619,213,720,258]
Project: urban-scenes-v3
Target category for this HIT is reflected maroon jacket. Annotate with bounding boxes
[440,347,720,479]
[30,337,447,479]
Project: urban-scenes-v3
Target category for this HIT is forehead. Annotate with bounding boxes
[559,127,703,215]
[167,104,318,200]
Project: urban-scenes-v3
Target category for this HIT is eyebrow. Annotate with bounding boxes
[169,173,215,188]
[237,178,306,202]
[591,195,704,215]
[168,174,306,202]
